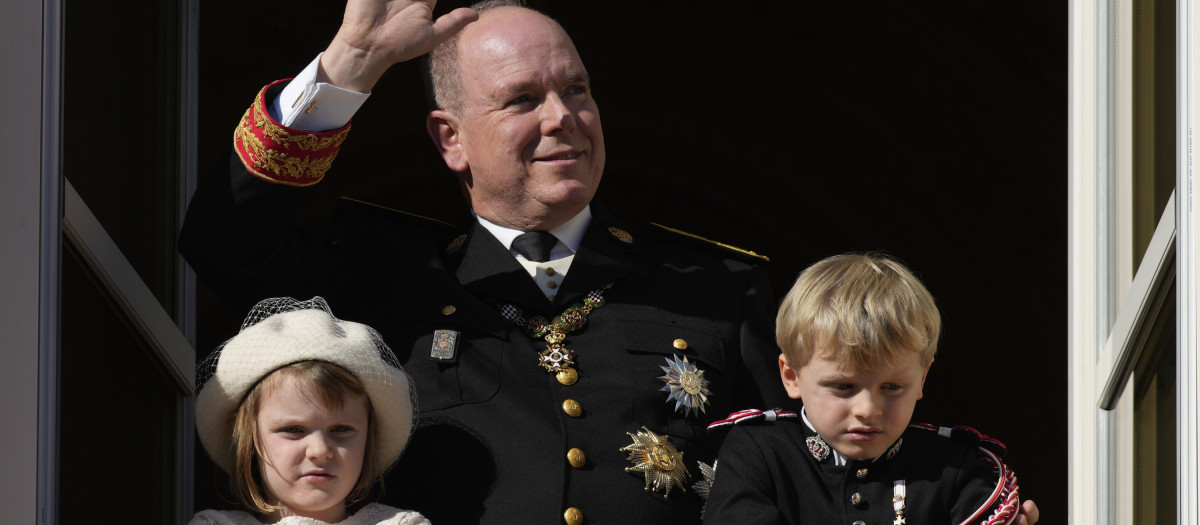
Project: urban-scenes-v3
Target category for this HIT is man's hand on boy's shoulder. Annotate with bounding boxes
[1015,500,1040,524]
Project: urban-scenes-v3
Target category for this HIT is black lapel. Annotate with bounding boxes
[454,223,556,313]
[553,209,641,307]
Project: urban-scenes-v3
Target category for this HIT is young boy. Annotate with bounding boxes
[702,253,1021,525]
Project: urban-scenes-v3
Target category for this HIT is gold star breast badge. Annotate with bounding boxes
[620,426,690,498]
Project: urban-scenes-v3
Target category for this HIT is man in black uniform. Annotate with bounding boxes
[181,1,792,523]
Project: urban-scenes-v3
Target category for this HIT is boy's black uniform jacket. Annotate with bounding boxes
[180,113,791,524]
[703,417,1020,525]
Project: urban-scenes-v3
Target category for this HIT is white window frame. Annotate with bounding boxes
[1177,1,1199,521]
[1070,0,1200,523]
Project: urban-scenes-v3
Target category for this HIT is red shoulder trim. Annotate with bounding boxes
[707,408,798,431]
[232,79,350,186]
[910,423,1019,525]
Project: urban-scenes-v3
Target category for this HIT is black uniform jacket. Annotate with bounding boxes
[180,146,793,524]
[702,417,1019,525]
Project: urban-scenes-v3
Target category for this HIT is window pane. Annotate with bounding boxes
[1133,284,1176,525]
[59,244,183,523]
[61,0,183,316]
[1132,0,1175,266]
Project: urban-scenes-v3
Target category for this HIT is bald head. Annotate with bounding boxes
[425,2,573,115]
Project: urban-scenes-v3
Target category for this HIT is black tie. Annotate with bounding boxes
[511,231,558,262]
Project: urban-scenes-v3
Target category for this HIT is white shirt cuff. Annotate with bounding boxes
[269,53,370,132]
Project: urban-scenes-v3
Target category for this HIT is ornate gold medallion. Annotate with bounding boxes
[495,283,613,376]
[620,426,690,498]
[659,355,712,417]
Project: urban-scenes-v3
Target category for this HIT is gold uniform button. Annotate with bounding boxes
[546,267,557,276]
[440,305,456,315]
[547,294,557,301]
[673,338,688,350]
[852,521,865,525]
[856,468,869,479]
[850,492,862,506]
[556,368,578,385]
[547,280,558,289]
[567,448,587,468]
[562,399,582,417]
[563,507,583,525]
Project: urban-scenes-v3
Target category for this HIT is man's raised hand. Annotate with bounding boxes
[320,0,478,92]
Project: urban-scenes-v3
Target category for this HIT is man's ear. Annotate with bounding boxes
[779,354,804,400]
[426,110,469,173]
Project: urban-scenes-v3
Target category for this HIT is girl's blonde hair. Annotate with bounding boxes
[776,253,941,372]
[229,360,382,515]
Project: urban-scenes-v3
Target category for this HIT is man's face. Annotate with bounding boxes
[442,7,605,230]
[780,349,930,460]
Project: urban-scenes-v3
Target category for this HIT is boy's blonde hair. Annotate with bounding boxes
[230,360,381,516]
[776,253,940,372]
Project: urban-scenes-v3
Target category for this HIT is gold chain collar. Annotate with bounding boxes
[495,283,614,380]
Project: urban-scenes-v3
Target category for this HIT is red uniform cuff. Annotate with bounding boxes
[232,79,350,186]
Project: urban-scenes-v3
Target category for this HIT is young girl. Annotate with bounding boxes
[190,297,427,525]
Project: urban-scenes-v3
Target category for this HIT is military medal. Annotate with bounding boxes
[658,355,712,417]
[893,480,907,525]
[496,283,612,375]
[429,329,460,361]
[620,426,690,498]
[692,460,717,518]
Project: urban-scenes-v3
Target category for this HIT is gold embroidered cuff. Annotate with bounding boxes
[232,79,350,186]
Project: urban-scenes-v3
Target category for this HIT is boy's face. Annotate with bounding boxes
[780,349,931,461]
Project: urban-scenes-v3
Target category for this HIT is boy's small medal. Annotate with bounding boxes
[893,480,907,525]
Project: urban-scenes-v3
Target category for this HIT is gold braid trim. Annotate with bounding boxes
[232,80,351,186]
[649,223,770,262]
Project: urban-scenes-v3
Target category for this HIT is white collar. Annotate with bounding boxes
[476,206,592,259]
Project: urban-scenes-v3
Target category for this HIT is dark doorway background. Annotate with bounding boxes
[196,1,1066,522]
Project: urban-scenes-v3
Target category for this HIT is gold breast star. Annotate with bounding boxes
[620,426,690,498]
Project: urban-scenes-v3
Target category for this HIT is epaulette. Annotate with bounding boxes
[335,196,462,239]
[647,223,769,263]
[706,408,798,432]
[911,423,1020,525]
[909,422,1008,458]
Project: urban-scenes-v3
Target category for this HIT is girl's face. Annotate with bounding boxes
[256,375,369,523]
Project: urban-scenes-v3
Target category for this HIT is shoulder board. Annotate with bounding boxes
[909,422,1008,458]
[648,222,769,263]
[336,196,462,235]
[911,423,1020,525]
[707,408,798,432]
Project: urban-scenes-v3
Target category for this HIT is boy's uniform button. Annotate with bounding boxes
[563,507,583,525]
[856,468,869,479]
[562,399,582,417]
[567,448,587,468]
[850,492,862,506]
[851,521,865,525]
[673,338,688,349]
